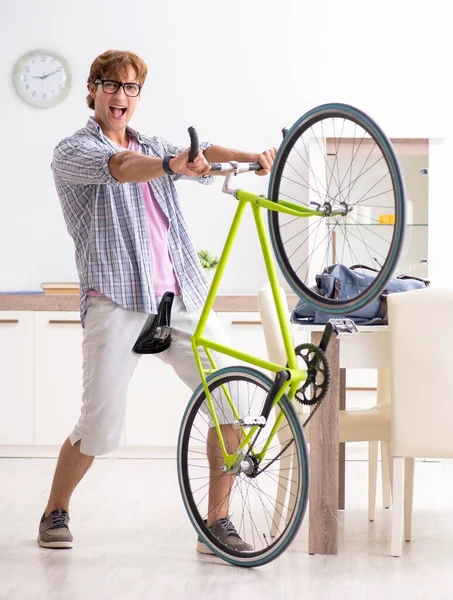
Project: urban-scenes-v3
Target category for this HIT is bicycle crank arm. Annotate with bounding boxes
[260,369,291,422]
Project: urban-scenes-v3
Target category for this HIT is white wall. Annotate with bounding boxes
[1,0,452,293]
[324,0,451,139]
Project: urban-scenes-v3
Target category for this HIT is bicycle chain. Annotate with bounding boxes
[254,438,295,476]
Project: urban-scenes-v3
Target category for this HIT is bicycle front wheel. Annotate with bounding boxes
[177,366,309,567]
[268,103,406,313]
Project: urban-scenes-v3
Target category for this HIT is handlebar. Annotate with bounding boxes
[187,126,262,173]
[188,126,199,162]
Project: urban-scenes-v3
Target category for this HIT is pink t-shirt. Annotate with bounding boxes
[88,137,180,298]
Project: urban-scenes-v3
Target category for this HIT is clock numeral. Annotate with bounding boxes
[40,55,46,62]
[52,90,56,95]
[43,93,47,99]
[24,66,30,73]
[32,91,37,98]
[59,83,64,90]
[25,84,30,90]
[51,58,56,64]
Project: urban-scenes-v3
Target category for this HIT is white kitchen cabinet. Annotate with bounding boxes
[0,312,34,444]
[1,305,378,452]
[346,369,377,389]
[33,312,84,446]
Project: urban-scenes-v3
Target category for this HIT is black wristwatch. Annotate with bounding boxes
[162,155,176,176]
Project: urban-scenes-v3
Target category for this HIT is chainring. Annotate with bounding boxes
[292,343,330,406]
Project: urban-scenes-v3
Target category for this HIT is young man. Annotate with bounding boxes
[38,49,276,553]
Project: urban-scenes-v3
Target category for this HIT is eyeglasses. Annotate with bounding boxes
[94,79,142,97]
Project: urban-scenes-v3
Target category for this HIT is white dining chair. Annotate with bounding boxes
[257,283,391,534]
[388,286,453,556]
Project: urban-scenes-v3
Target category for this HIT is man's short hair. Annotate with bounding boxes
[86,50,148,110]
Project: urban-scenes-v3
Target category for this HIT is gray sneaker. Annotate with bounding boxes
[196,517,253,554]
[38,508,73,549]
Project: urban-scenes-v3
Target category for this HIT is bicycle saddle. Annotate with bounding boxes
[132,292,174,354]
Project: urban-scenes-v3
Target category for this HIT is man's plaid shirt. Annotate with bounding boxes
[52,117,213,326]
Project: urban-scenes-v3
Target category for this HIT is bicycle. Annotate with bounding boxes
[175,103,406,567]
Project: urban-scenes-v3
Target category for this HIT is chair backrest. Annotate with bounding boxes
[257,283,292,367]
[388,287,453,458]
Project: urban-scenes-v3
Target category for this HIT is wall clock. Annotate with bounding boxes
[13,49,72,108]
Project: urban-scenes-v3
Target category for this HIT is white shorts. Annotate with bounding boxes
[70,295,239,456]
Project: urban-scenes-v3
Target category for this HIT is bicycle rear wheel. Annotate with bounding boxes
[177,366,309,567]
[268,103,406,313]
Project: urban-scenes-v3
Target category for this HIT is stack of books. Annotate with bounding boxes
[41,283,80,295]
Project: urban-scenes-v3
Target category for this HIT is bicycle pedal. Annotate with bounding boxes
[328,318,359,337]
[233,416,266,428]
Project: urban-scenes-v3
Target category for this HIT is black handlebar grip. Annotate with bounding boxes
[282,127,289,138]
[188,126,199,161]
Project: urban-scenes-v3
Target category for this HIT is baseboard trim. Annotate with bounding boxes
[0,446,178,459]
[0,445,441,463]
[0,444,369,461]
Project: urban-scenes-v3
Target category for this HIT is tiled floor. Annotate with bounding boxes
[1,451,453,600]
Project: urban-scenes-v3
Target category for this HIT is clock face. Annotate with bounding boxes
[13,50,72,108]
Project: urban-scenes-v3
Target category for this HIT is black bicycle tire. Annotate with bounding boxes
[268,103,406,314]
[177,366,309,567]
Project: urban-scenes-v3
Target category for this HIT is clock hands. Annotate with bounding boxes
[31,70,61,80]
[43,69,61,79]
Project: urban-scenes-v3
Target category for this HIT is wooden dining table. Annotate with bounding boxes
[294,324,391,555]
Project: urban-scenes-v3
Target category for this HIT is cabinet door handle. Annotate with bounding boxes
[48,320,81,325]
[231,320,262,325]
[0,319,19,324]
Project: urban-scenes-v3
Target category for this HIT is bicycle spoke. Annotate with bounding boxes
[281,173,325,205]
[293,139,329,199]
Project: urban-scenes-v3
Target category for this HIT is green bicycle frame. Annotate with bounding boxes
[191,188,322,468]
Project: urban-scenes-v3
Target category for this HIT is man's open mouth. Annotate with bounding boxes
[109,106,127,119]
